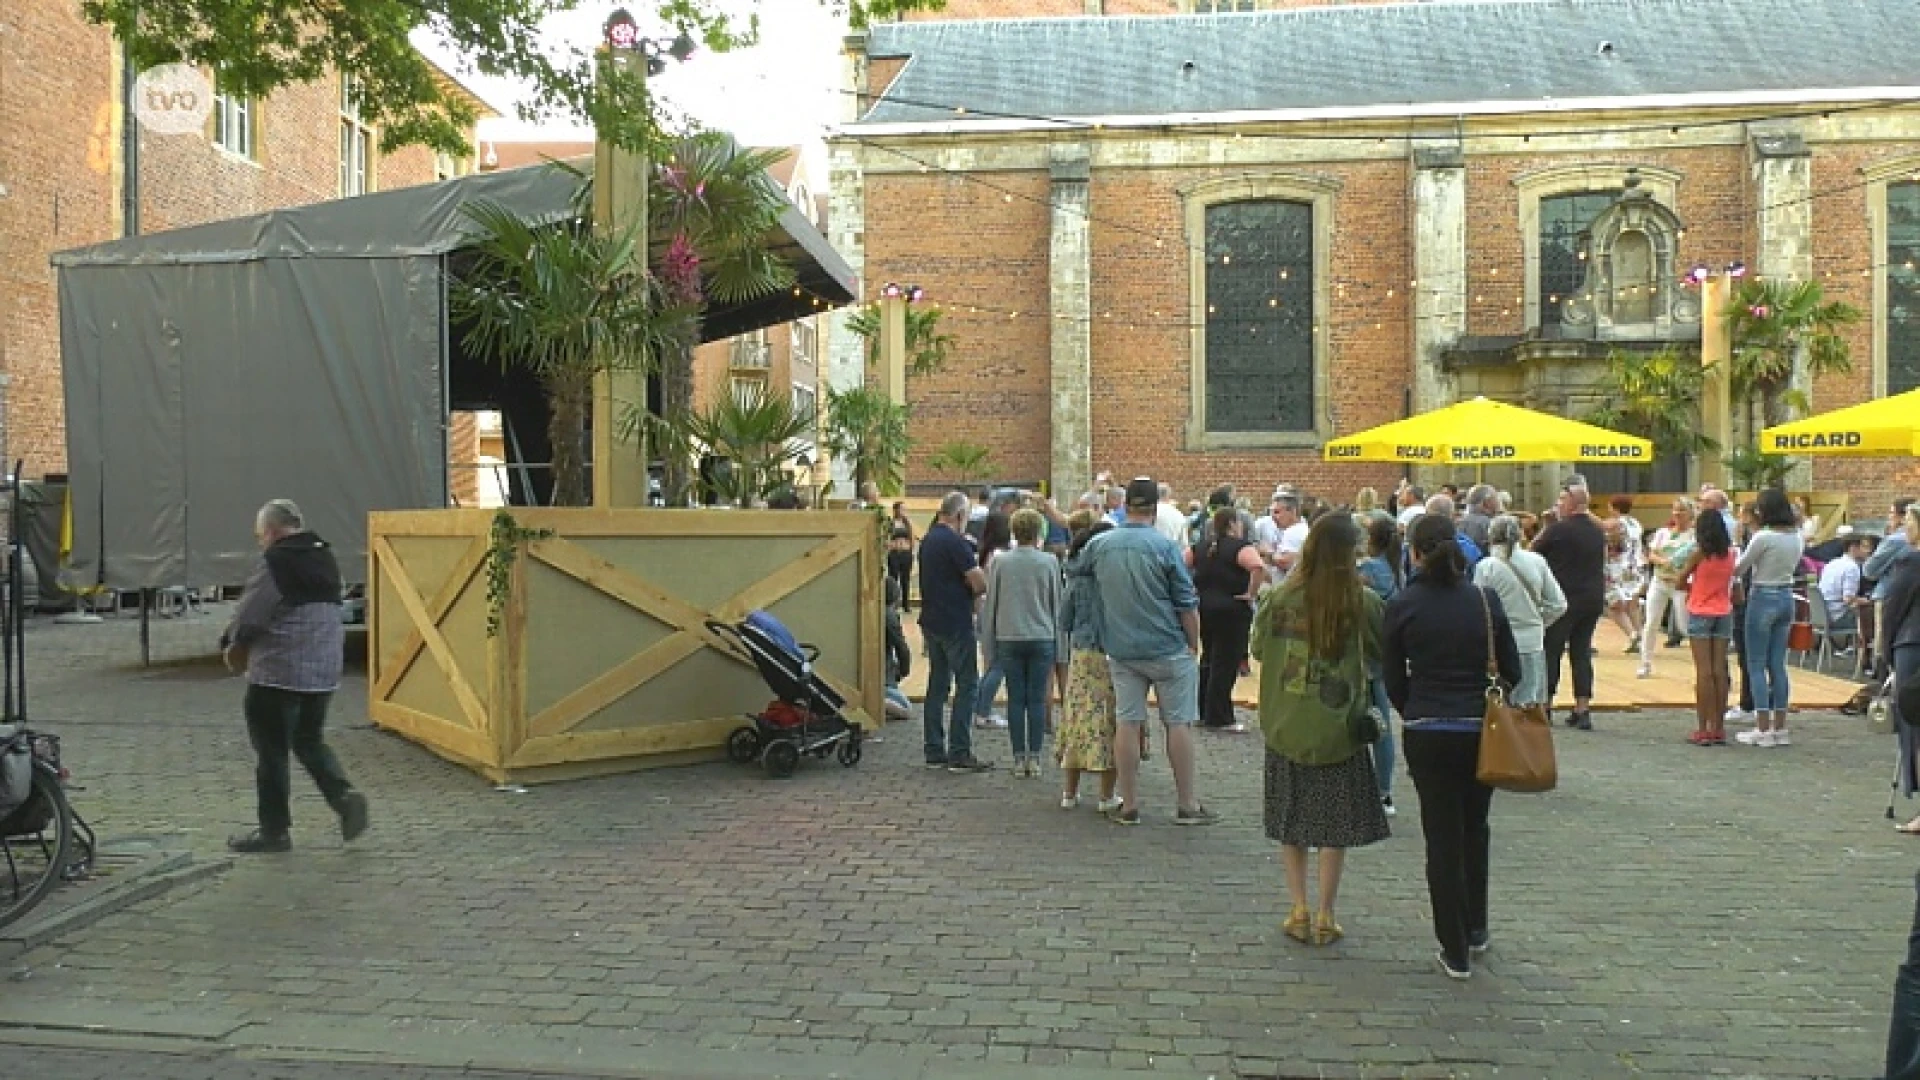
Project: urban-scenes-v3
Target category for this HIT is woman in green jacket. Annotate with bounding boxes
[1251,512,1391,947]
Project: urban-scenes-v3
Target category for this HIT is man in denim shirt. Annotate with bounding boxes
[1073,477,1217,826]
[1868,498,1916,678]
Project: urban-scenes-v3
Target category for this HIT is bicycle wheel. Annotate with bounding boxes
[0,765,73,931]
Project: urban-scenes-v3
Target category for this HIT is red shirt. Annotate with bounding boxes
[1687,552,1736,617]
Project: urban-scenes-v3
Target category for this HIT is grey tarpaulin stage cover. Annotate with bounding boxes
[53,160,855,591]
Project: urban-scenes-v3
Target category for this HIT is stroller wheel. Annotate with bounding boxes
[837,739,862,767]
[725,726,760,765]
[763,740,800,779]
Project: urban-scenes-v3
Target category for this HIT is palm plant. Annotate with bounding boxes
[685,383,817,505]
[845,303,956,376]
[927,441,994,487]
[821,385,911,498]
[1586,346,1717,461]
[1723,278,1862,436]
[650,135,797,501]
[451,202,691,506]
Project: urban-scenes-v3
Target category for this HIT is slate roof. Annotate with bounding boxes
[855,0,1920,127]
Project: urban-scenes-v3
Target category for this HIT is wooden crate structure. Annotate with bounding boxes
[367,508,883,784]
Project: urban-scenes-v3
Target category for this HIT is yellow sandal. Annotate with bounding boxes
[1311,912,1343,946]
[1282,906,1311,943]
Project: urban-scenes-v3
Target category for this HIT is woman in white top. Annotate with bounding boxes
[1639,498,1698,678]
[1473,515,1569,705]
[1735,488,1806,747]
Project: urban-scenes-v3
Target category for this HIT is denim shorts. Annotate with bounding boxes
[1107,653,1201,727]
[1688,613,1733,640]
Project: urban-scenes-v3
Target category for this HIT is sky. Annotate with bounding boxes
[413,1,846,175]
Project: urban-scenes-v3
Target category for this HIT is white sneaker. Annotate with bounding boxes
[1060,793,1079,810]
[1096,796,1124,813]
[1754,730,1780,748]
[1636,664,1652,679]
[1725,708,1754,724]
[1734,729,1763,745]
[1771,729,1791,747]
[989,713,1008,729]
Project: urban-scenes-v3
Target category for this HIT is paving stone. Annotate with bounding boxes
[0,613,1906,1078]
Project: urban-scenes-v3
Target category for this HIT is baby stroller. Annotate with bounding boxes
[706,611,862,778]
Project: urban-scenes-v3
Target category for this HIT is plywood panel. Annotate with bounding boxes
[571,534,824,613]
[520,557,675,718]
[764,558,863,691]
[570,646,767,735]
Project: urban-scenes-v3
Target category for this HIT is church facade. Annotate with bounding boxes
[827,0,1920,513]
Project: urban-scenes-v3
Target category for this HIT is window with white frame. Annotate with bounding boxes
[1189,0,1261,11]
[212,77,255,159]
[339,74,374,196]
[1889,180,1920,395]
[791,384,817,427]
[791,319,817,369]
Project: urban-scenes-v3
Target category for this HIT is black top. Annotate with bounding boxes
[1383,578,1524,722]
[1532,513,1608,611]
[1885,550,1920,653]
[1192,535,1253,612]
[263,531,342,606]
[917,523,980,639]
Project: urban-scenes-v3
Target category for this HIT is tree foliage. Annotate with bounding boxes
[1585,347,1716,460]
[83,0,946,158]
[845,303,956,377]
[821,385,910,497]
[927,441,993,486]
[1724,277,1862,434]
[685,382,817,505]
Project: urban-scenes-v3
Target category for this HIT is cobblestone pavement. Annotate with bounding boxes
[0,609,1911,1078]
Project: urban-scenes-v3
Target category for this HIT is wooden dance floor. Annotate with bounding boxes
[894,619,1867,714]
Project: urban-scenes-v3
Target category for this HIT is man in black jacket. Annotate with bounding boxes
[1532,483,1608,731]
[220,499,369,853]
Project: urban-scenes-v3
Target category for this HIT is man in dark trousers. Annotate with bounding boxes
[221,499,369,853]
[1532,482,1608,731]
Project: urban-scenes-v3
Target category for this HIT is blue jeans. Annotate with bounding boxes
[1368,672,1395,798]
[923,631,978,761]
[1743,586,1795,714]
[975,664,1004,720]
[998,639,1055,757]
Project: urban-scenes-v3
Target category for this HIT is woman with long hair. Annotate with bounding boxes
[1384,514,1522,980]
[1251,513,1391,947]
[1358,512,1404,813]
[1474,514,1566,708]
[1056,517,1121,810]
[972,510,1014,730]
[889,502,917,610]
[1679,507,1737,745]
[1189,507,1266,732]
[1735,488,1805,747]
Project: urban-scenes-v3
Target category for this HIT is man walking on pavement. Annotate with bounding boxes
[1073,477,1217,826]
[919,492,993,772]
[221,499,369,853]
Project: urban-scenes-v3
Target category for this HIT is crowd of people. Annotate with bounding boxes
[886,468,1920,981]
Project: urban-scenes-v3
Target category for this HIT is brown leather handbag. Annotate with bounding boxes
[1474,587,1558,793]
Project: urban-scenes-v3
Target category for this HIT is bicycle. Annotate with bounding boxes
[0,460,94,931]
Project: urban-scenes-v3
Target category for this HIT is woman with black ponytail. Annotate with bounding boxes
[1384,513,1522,981]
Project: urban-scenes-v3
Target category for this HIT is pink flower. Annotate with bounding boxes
[1750,305,1771,318]
[659,232,703,304]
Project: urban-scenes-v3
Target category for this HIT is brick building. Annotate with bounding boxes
[829,0,1920,514]
[1,1,489,485]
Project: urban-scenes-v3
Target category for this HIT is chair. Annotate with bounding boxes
[1805,595,1859,675]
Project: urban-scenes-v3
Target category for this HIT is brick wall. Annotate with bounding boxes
[1809,141,1920,512]
[1,0,117,480]
[1,2,454,481]
[858,135,1920,513]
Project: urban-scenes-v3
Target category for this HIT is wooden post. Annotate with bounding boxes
[1698,275,1733,489]
[591,41,649,509]
[879,295,907,408]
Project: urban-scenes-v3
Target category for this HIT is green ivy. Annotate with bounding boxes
[485,510,553,637]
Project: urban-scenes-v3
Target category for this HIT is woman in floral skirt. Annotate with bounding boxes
[1055,517,1120,811]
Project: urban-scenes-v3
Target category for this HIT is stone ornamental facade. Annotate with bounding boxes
[830,0,1920,515]
[0,1,485,482]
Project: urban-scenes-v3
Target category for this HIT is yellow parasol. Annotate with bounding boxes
[1323,396,1654,467]
[1758,388,1920,457]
